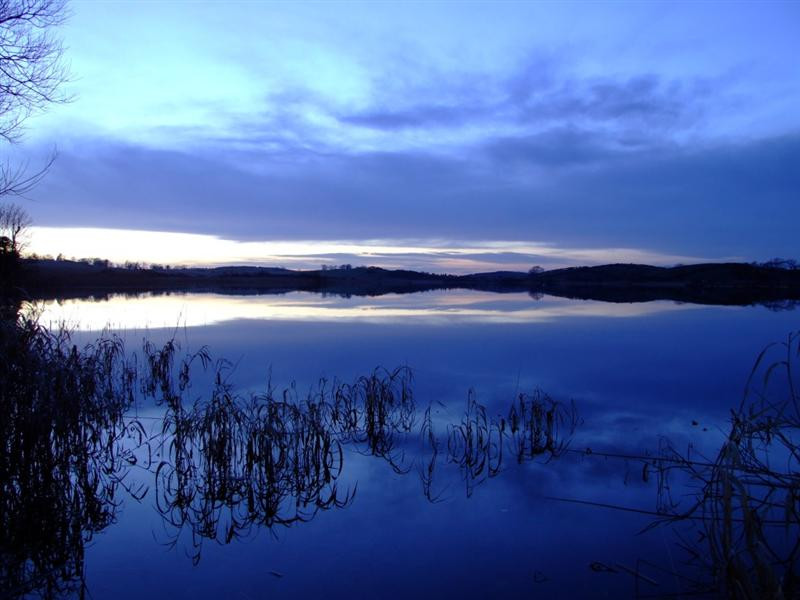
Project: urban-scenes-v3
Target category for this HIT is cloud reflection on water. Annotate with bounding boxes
[31,290,712,331]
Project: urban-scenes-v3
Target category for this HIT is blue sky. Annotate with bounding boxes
[14,0,800,271]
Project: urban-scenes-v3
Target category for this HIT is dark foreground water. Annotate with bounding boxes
[10,290,800,598]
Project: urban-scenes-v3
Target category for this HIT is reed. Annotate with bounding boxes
[657,332,800,598]
[0,313,143,597]
[569,332,800,598]
[0,307,580,593]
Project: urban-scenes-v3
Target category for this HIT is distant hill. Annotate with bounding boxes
[7,259,800,308]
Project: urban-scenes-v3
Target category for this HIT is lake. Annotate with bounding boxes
[7,290,800,599]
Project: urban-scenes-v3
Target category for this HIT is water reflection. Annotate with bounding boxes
[639,332,800,597]
[0,319,143,598]
[2,303,798,598]
[547,331,800,598]
[0,321,578,596]
[445,390,579,497]
[154,384,354,564]
[139,350,577,565]
[30,290,707,330]
[333,367,416,471]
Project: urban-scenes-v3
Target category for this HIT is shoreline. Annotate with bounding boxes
[7,259,800,308]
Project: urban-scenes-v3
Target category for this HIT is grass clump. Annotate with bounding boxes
[0,313,142,598]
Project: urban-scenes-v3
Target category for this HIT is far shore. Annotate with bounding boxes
[6,258,800,308]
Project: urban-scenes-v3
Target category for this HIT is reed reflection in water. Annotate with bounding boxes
[0,316,578,597]
[0,317,142,598]
[2,307,798,599]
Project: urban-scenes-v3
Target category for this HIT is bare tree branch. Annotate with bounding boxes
[0,1,69,205]
[0,0,71,143]
[0,146,54,196]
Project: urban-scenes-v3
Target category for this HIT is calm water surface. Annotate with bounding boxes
[24,290,800,598]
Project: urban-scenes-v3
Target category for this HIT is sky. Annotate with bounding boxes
[9,0,800,272]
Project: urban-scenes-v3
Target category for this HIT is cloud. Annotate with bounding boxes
[483,127,635,167]
[519,74,707,129]
[26,128,800,264]
[339,103,486,130]
[337,57,714,138]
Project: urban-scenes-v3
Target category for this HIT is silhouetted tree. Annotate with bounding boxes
[0,234,9,252]
[0,202,31,256]
[763,257,798,270]
[528,265,544,275]
[0,202,30,281]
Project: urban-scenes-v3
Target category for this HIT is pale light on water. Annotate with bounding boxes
[5,290,796,599]
[29,289,710,330]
